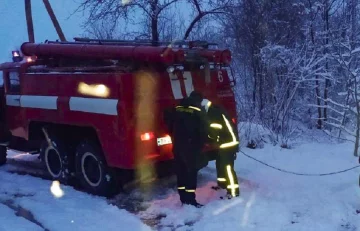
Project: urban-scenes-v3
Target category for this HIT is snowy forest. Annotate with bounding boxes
[75,0,360,152]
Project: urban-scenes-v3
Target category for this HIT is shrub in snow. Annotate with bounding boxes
[239,122,273,149]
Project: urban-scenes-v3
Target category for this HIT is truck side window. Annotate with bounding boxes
[8,72,20,93]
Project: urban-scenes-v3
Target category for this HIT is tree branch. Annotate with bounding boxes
[183,11,225,39]
[191,0,202,14]
[158,0,179,15]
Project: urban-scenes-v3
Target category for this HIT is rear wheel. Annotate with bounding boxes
[75,141,118,197]
[40,137,74,183]
[0,146,7,166]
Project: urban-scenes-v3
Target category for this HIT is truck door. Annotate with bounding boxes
[4,69,25,138]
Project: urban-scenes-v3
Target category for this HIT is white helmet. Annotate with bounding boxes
[201,98,212,112]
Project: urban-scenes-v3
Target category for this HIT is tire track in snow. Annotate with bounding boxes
[0,195,50,231]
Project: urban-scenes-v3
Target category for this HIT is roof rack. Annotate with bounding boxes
[72,37,218,49]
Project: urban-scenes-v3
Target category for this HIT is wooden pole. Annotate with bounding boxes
[25,0,35,42]
[43,0,66,41]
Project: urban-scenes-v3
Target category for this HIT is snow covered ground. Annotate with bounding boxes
[139,140,360,231]
[1,130,360,230]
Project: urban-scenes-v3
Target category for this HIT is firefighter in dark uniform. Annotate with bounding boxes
[164,91,209,208]
[201,99,240,198]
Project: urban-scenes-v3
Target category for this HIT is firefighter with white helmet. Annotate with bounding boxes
[201,98,240,198]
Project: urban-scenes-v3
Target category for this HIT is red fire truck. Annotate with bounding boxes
[0,38,237,196]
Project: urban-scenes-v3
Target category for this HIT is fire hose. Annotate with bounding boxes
[239,150,360,176]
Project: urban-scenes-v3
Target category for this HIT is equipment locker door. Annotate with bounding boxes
[4,69,25,138]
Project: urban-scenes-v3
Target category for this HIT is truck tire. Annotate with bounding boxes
[0,146,7,166]
[75,141,118,197]
[40,138,74,183]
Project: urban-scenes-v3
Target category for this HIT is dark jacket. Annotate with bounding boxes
[207,105,239,152]
[164,97,209,170]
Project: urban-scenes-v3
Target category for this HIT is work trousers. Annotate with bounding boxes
[175,157,198,204]
[216,149,240,197]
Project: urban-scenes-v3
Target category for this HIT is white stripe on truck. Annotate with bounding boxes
[169,73,183,99]
[21,95,58,110]
[169,71,194,99]
[183,71,194,97]
[69,97,118,115]
[6,95,21,107]
[6,95,58,109]
[6,95,118,115]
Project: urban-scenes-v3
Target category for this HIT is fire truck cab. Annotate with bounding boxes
[0,38,238,196]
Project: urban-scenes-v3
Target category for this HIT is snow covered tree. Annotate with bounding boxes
[318,0,360,156]
[326,41,360,156]
[259,43,328,144]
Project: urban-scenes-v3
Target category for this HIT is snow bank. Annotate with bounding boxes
[237,121,341,149]
[0,170,152,231]
[238,122,273,148]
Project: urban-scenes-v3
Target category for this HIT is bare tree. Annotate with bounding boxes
[322,0,360,156]
[260,43,328,143]
[75,0,181,42]
[183,0,232,40]
[306,0,323,128]
[222,0,306,119]
[75,0,232,42]
[84,21,116,39]
[326,40,360,156]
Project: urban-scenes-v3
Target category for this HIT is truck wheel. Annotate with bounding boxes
[0,146,7,166]
[40,138,74,183]
[75,141,118,197]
